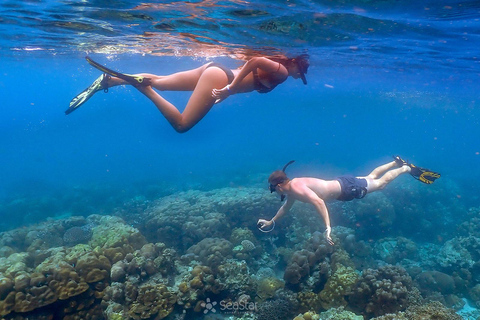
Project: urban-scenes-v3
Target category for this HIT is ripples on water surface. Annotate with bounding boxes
[2,0,479,74]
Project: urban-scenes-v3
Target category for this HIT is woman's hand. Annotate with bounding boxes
[212,85,233,104]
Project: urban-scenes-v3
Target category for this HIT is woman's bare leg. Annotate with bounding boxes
[104,64,211,91]
[136,67,229,133]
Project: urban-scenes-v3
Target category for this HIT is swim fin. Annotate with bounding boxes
[409,163,441,184]
[85,56,151,87]
[65,73,110,115]
[393,155,407,167]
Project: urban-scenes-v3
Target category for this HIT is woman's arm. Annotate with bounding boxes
[212,57,287,103]
[229,57,287,91]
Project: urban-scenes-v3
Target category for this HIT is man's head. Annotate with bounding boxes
[268,160,295,199]
[268,170,288,193]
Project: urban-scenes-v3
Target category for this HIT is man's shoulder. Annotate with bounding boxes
[292,177,325,183]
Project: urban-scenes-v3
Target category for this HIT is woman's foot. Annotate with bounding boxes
[66,74,110,114]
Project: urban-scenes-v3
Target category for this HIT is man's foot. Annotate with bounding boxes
[65,74,110,115]
[408,163,441,184]
[393,155,407,167]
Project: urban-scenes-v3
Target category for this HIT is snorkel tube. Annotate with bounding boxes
[282,160,295,172]
[268,160,295,199]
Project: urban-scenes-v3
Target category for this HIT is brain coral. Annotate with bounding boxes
[63,225,93,246]
[256,298,293,320]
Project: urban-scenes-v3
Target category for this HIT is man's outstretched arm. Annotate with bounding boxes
[258,198,295,229]
[310,198,334,245]
[291,184,334,245]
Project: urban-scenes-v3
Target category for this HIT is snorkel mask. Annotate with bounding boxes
[295,54,309,85]
[268,160,295,201]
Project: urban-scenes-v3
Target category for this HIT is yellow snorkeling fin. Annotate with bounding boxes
[409,163,441,184]
[85,56,150,86]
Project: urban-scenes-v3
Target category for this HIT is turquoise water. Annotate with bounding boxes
[1,1,479,228]
[0,1,479,319]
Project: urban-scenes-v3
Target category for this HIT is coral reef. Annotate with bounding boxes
[133,188,277,250]
[103,281,176,320]
[0,186,476,320]
[0,215,144,319]
[174,264,223,310]
[371,301,463,320]
[63,224,93,246]
[186,237,233,271]
[348,265,413,318]
[256,297,294,320]
[415,271,455,295]
[319,264,358,309]
[283,231,333,285]
[373,237,418,264]
[217,259,255,297]
[256,277,285,300]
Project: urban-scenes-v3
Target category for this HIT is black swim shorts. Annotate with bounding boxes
[336,175,368,201]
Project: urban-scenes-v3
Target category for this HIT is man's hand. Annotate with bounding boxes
[257,219,273,230]
[324,226,334,245]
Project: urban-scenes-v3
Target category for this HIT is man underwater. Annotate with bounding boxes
[258,157,440,245]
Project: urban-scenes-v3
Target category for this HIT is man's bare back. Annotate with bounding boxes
[289,177,342,202]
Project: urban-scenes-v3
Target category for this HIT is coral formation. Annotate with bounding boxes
[371,301,463,320]
[63,225,93,246]
[415,271,455,295]
[319,264,358,309]
[0,187,476,320]
[348,265,413,318]
[216,259,255,297]
[283,231,333,285]
[256,277,284,300]
[373,237,418,264]
[186,237,233,270]
[256,298,293,320]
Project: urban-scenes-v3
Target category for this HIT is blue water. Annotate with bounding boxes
[1,0,479,229]
[1,1,480,320]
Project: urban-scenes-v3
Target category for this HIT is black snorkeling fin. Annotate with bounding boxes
[85,56,151,87]
[393,155,407,167]
[409,163,441,184]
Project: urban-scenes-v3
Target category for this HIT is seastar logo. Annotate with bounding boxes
[201,298,217,314]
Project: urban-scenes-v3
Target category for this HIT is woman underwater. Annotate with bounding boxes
[66,55,309,133]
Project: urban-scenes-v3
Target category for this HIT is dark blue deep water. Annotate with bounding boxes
[0,1,479,319]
